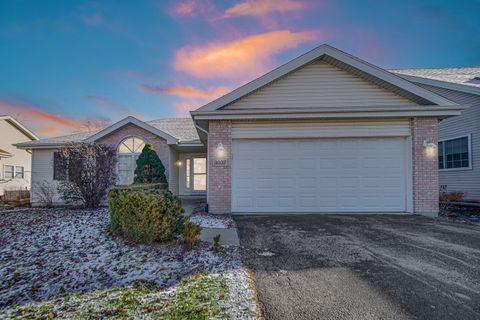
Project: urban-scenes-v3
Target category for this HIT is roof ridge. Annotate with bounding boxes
[389,66,480,71]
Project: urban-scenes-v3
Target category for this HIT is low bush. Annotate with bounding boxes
[183,222,201,250]
[108,185,184,243]
[439,191,464,203]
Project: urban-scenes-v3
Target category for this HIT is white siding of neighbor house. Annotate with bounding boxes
[417,83,480,201]
[30,149,62,206]
[0,119,34,196]
[169,148,179,195]
[224,60,418,110]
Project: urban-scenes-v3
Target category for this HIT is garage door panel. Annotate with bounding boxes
[232,138,408,213]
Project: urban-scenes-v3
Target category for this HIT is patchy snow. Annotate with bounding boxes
[189,213,236,229]
[0,208,257,318]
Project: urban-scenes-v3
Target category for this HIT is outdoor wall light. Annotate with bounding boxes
[423,140,437,158]
[175,160,182,167]
[216,142,226,158]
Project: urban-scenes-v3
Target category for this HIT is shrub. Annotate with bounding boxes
[34,180,55,208]
[108,187,183,243]
[56,143,116,208]
[134,144,167,186]
[212,234,221,253]
[439,191,464,203]
[183,222,201,250]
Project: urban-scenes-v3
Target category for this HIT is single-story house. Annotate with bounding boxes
[17,44,465,216]
[391,67,480,202]
[0,115,38,196]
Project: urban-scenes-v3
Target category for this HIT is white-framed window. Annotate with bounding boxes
[438,135,472,170]
[183,156,206,192]
[4,165,14,179]
[15,166,24,179]
[117,137,146,185]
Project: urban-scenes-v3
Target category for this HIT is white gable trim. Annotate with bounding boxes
[191,44,455,114]
[85,116,178,144]
[0,115,38,140]
[397,74,480,96]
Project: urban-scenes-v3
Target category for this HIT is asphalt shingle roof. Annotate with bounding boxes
[390,67,480,88]
[16,117,199,147]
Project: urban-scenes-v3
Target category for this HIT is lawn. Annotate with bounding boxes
[0,208,256,319]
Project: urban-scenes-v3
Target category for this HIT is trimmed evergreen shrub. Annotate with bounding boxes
[108,186,184,243]
[134,144,167,186]
[182,221,201,250]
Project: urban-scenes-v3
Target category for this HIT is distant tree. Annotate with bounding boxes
[134,144,167,186]
[56,143,116,208]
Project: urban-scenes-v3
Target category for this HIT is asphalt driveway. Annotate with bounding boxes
[235,214,480,320]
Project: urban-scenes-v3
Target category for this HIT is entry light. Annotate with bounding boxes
[423,140,437,158]
[175,160,182,167]
[216,142,226,158]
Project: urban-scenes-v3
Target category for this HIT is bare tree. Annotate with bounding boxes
[82,118,111,132]
[56,143,116,208]
[34,180,55,208]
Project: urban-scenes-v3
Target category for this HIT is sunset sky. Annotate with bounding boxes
[1,0,479,137]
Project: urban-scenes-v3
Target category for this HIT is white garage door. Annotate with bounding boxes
[232,138,408,213]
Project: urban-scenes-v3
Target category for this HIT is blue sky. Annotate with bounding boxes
[0,0,479,136]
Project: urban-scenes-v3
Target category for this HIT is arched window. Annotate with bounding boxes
[117,137,145,185]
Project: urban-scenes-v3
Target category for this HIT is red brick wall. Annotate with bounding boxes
[96,124,171,181]
[412,117,439,215]
[207,121,232,214]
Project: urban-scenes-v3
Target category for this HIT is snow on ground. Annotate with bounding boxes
[0,208,257,318]
[189,213,236,229]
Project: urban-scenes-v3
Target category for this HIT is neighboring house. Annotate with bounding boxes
[0,115,38,196]
[392,67,480,202]
[17,45,465,216]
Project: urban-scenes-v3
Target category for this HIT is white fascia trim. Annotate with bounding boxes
[85,116,178,144]
[0,116,39,140]
[192,105,464,121]
[397,74,480,96]
[192,44,455,113]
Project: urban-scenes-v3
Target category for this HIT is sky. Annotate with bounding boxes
[0,0,479,137]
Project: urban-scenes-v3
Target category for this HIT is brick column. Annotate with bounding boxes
[207,121,232,214]
[411,117,439,216]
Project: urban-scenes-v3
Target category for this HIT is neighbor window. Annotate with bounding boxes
[438,135,471,170]
[117,137,146,185]
[4,165,14,179]
[15,166,24,179]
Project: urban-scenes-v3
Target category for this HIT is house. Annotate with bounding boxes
[391,67,480,202]
[17,45,464,216]
[0,116,38,196]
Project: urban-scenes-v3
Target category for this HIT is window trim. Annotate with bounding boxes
[439,134,472,171]
[182,154,207,194]
[116,136,146,185]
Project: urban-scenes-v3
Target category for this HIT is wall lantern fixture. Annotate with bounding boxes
[175,160,182,167]
[216,142,226,158]
[423,139,437,158]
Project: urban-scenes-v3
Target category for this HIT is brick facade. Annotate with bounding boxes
[96,123,171,181]
[207,121,232,214]
[412,117,439,216]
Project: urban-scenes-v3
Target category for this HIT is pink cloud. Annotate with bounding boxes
[223,0,305,18]
[139,84,229,99]
[0,100,102,137]
[173,29,320,80]
[169,0,216,17]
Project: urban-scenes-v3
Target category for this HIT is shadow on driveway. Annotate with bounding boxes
[235,214,480,320]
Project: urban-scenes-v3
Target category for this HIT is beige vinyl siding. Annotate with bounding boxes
[169,148,179,195]
[417,83,480,201]
[225,61,418,110]
[0,119,34,195]
[232,119,411,139]
[30,149,62,206]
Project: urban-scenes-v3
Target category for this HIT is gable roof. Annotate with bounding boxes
[16,117,200,149]
[391,67,480,96]
[192,44,455,115]
[0,115,38,140]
